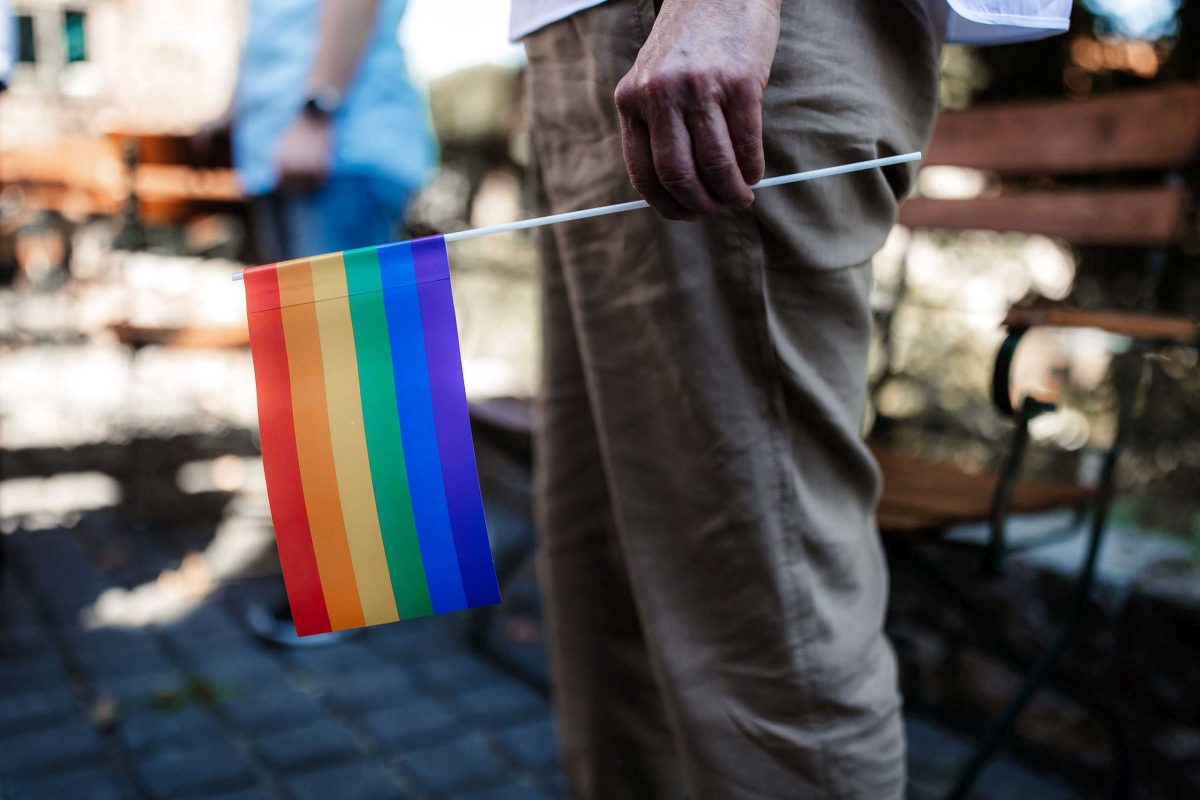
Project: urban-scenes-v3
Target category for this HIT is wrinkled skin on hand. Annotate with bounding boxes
[275,114,335,194]
[614,0,782,220]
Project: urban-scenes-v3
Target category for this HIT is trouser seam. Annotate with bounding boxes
[733,208,838,797]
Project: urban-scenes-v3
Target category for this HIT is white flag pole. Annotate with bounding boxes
[232,151,921,282]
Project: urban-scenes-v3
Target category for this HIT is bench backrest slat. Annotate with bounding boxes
[899,186,1186,247]
[924,84,1200,176]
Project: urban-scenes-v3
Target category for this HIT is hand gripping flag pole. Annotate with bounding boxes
[236,152,921,636]
[234,152,922,282]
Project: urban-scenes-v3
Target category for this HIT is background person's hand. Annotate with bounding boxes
[614,0,781,220]
[275,114,334,194]
[188,111,233,168]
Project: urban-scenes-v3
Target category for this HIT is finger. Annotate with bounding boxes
[646,106,725,216]
[686,106,755,208]
[618,111,695,221]
[724,80,766,186]
[280,172,309,194]
[277,170,299,193]
[301,173,324,195]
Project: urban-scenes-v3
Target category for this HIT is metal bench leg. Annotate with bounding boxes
[985,400,1037,576]
[946,459,1116,799]
[946,355,1143,800]
[910,531,1132,800]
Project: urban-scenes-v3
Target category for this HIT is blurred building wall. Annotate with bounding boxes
[0,0,245,150]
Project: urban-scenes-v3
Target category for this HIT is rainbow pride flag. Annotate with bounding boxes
[243,236,500,635]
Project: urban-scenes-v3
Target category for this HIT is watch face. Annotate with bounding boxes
[307,89,343,117]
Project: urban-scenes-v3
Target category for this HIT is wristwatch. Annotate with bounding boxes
[302,88,343,120]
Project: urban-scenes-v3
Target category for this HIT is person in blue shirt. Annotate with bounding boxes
[193,0,432,645]
[196,0,434,263]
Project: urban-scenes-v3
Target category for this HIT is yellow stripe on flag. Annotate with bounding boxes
[310,253,399,626]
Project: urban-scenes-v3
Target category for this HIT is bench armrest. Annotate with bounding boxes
[990,327,1058,420]
[1002,308,1199,345]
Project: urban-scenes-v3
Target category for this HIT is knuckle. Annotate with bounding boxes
[641,73,678,100]
[727,73,761,97]
[642,69,709,103]
[658,170,698,190]
[682,70,719,99]
[614,81,637,112]
[731,136,763,158]
[628,172,657,194]
[696,153,737,176]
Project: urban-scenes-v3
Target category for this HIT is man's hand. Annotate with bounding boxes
[276,114,334,194]
[189,111,233,168]
[614,0,781,220]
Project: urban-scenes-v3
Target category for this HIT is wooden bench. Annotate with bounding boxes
[463,399,1100,537]
[878,85,1200,545]
[880,83,1200,799]
[109,323,249,351]
[871,445,1093,534]
[0,135,243,225]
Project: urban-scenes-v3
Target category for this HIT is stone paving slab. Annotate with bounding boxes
[0,653,71,692]
[315,667,421,715]
[396,735,511,796]
[254,719,361,773]
[0,625,55,660]
[195,790,275,800]
[367,626,462,665]
[283,760,403,800]
[409,655,505,695]
[62,628,164,665]
[0,721,106,777]
[181,649,288,690]
[492,718,560,774]
[451,684,548,729]
[91,669,189,705]
[76,646,178,681]
[284,643,394,680]
[217,686,328,734]
[0,685,79,736]
[117,707,228,753]
[362,698,462,751]
[3,766,133,800]
[133,740,257,798]
[156,606,252,648]
[450,785,554,800]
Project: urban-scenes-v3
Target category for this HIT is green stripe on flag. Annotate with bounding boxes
[343,246,434,619]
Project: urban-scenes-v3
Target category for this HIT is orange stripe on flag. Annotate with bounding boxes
[277,260,366,631]
[309,253,399,626]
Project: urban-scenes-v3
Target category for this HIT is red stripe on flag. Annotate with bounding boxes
[245,266,332,636]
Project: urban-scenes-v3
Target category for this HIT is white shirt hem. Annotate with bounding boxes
[946,0,1071,29]
[509,0,609,42]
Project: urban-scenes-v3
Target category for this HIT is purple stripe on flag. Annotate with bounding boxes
[411,236,501,609]
[377,243,469,615]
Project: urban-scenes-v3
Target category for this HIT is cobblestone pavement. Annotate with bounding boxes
[0,514,1079,800]
[0,516,564,800]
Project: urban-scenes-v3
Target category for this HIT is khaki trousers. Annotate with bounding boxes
[526,2,941,797]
